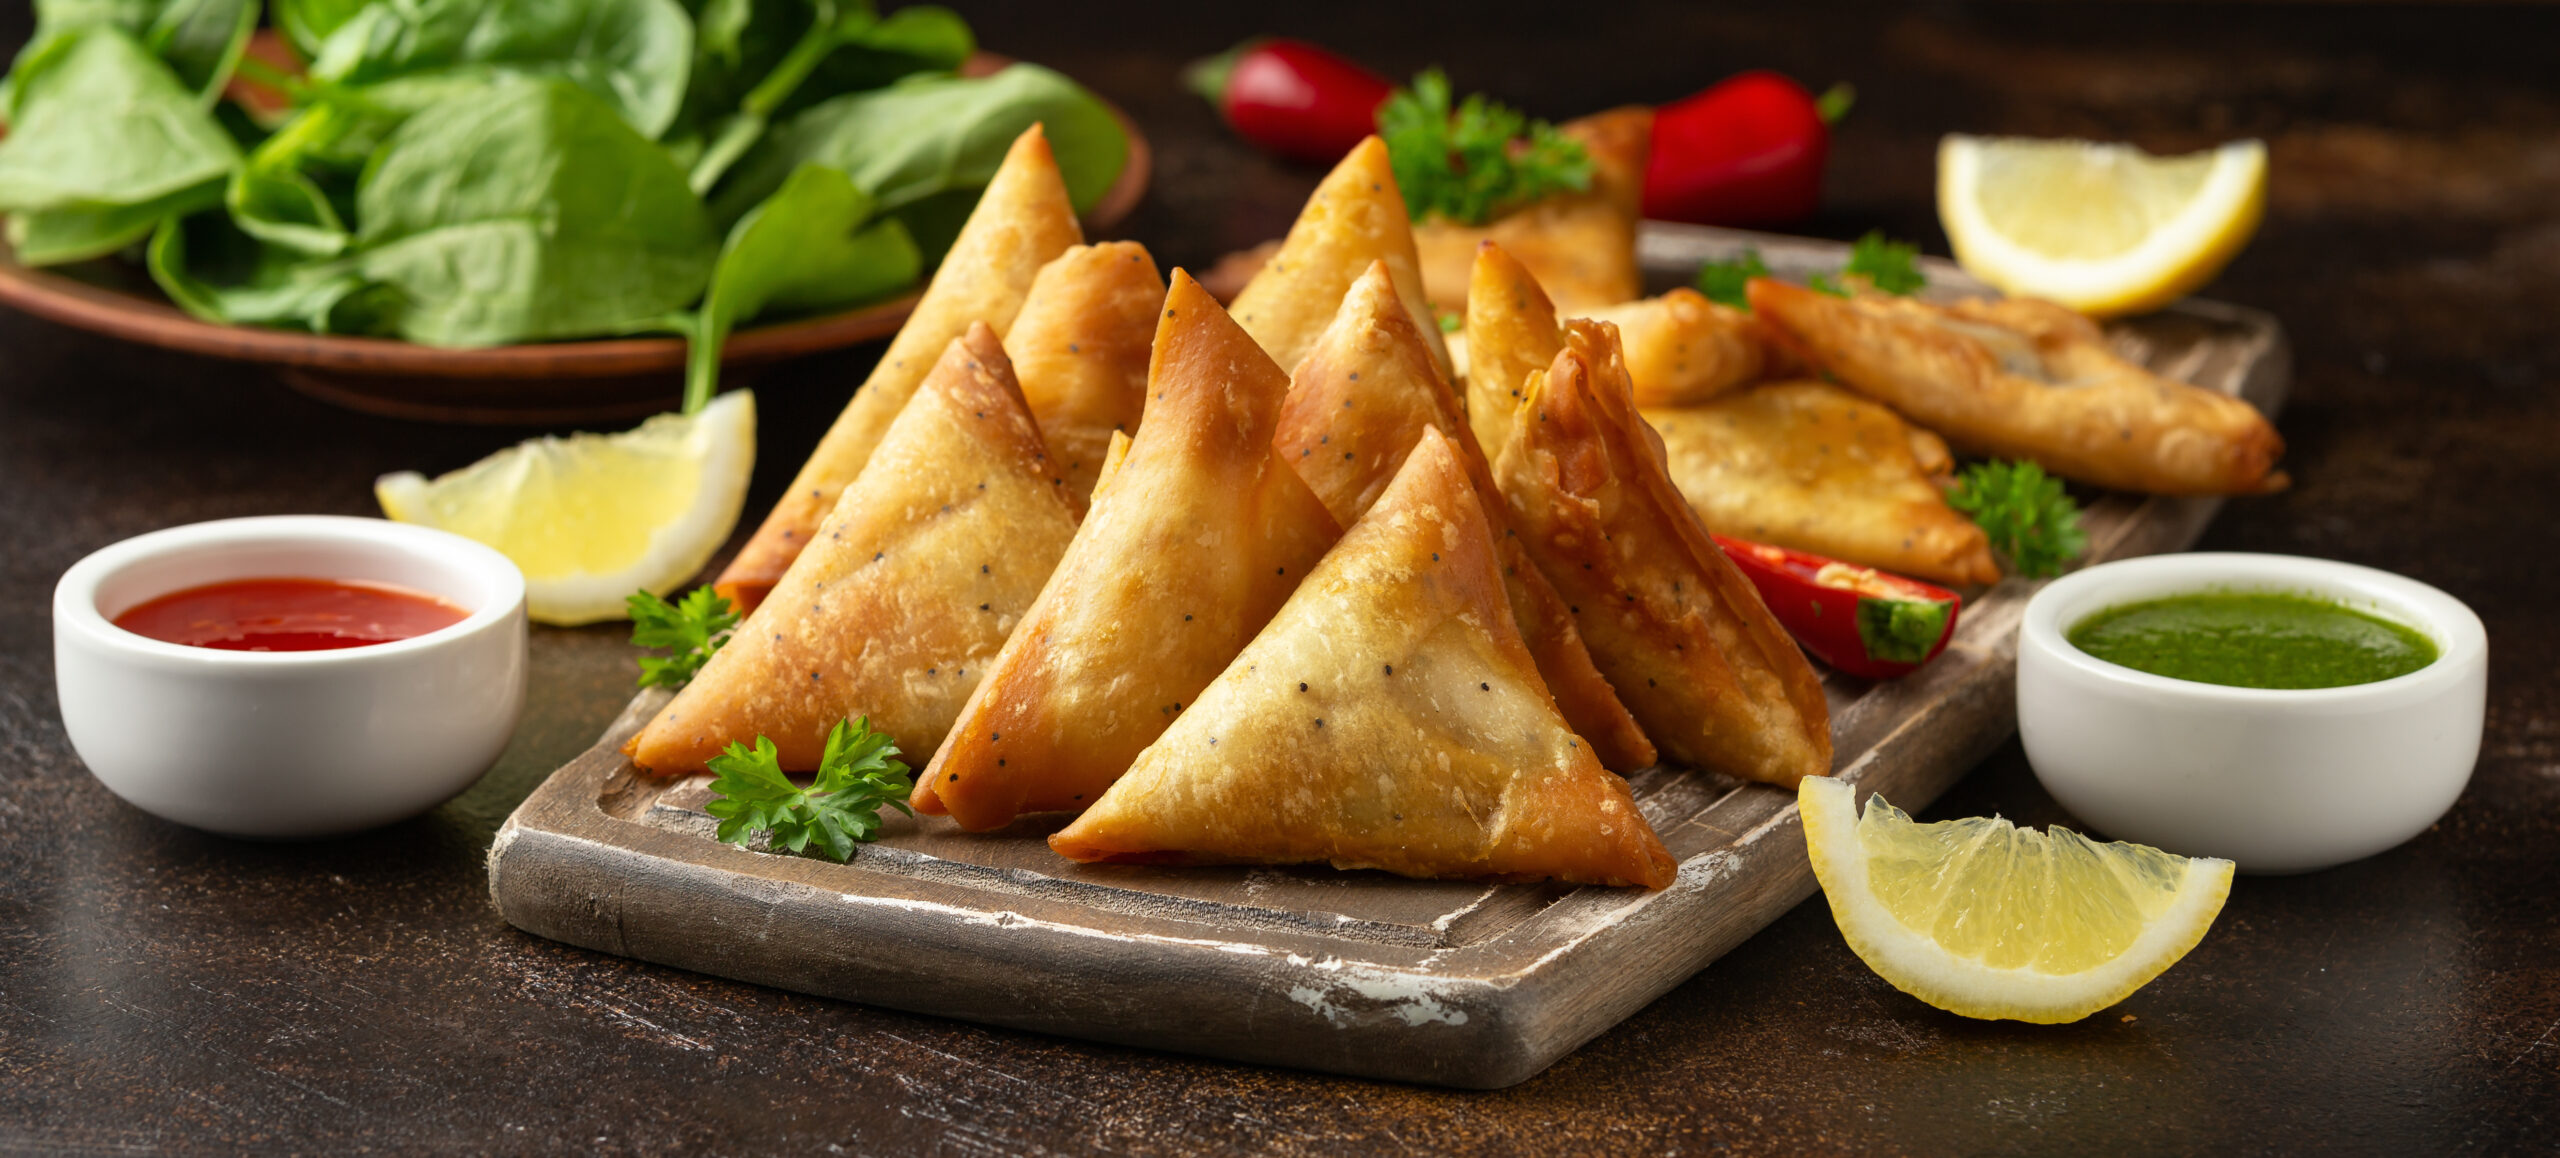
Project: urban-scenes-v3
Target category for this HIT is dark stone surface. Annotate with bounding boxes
[5,2,2557,1153]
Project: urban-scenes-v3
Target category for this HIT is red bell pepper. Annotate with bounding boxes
[1714,535,1961,680]
[1643,71,1853,227]
[1184,39,1394,165]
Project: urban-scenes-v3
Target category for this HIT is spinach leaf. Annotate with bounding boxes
[274,0,375,58]
[349,76,717,346]
[310,0,696,138]
[709,63,1124,233]
[0,28,239,264]
[17,0,256,102]
[147,209,369,329]
[685,162,918,410]
[779,4,970,117]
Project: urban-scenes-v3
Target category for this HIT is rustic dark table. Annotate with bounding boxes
[6,3,2557,1153]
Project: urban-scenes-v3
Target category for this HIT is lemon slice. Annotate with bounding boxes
[1799,775,2232,1023]
[377,390,756,627]
[1938,135,2266,317]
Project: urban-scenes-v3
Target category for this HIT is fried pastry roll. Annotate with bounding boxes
[629,324,1082,774]
[1006,242,1165,501]
[1051,429,1678,889]
[1276,262,1656,772]
[1228,136,1449,378]
[1583,287,1766,407]
[1496,321,1834,786]
[914,271,1341,830]
[1413,107,1651,314]
[1748,279,2287,495]
[715,126,1084,611]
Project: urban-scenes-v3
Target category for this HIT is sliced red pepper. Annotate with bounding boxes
[1184,38,1393,165]
[1643,71,1852,227]
[1714,535,1961,680]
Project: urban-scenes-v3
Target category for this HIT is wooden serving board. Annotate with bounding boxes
[488,224,2290,1089]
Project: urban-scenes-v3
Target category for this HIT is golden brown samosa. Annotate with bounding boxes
[1227,135,1450,377]
[913,271,1342,830]
[1051,429,1678,889]
[1462,240,1565,462]
[714,126,1085,612]
[1006,242,1164,502]
[1584,287,1766,407]
[1276,261,1655,773]
[1496,321,1833,787]
[1413,107,1650,314]
[629,324,1081,774]
[1647,381,2002,587]
[1749,279,2287,495]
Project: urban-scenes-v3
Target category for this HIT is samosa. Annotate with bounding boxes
[1007,242,1164,501]
[1227,136,1450,377]
[1495,321,1833,787]
[914,271,1342,830]
[1748,279,2287,495]
[629,324,1082,774]
[1646,381,2002,587]
[1051,429,1678,889]
[714,126,1085,611]
[1275,261,1655,773]
[1461,240,1564,462]
[1584,287,1766,407]
[1413,107,1650,314]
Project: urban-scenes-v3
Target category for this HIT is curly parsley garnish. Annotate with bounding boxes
[1377,68,1592,226]
[1694,247,1772,308]
[629,586,740,689]
[705,717,913,862]
[1699,232,1927,308]
[1947,460,2088,579]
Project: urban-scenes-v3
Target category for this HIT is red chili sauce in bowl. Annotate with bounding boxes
[112,578,469,652]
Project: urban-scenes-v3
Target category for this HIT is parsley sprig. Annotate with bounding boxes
[1694,248,1772,308]
[705,718,913,862]
[1694,231,1928,308]
[1947,460,2088,579]
[629,586,740,689]
[1377,69,1593,226]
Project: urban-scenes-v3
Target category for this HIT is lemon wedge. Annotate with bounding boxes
[377,390,756,626]
[1799,775,2233,1023]
[1937,135,2266,318]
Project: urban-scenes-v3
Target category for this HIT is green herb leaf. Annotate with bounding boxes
[685,161,919,412]
[1854,596,1953,665]
[1376,68,1592,226]
[308,0,697,139]
[23,0,259,103]
[629,585,741,689]
[1840,230,1926,295]
[1946,460,2088,579]
[703,717,913,862]
[1694,247,1771,309]
[0,28,239,259]
[273,0,372,59]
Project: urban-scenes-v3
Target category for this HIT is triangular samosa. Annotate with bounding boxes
[1275,261,1655,773]
[630,324,1082,774]
[1007,241,1164,501]
[1584,286,1766,407]
[715,126,1085,611]
[1050,429,1678,889]
[1749,279,2287,495]
[1647,381,2002,587]
[1413,107,1650,314]
[1227,135,1450,377]
[913,271,1342,830]
[1495,321,1833,787]
[1462,240,1564,462]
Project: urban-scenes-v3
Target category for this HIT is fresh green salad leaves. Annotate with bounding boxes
[705,717,913,862]
[1947,460,2088,579]
[309,0,697,138]
[629,585,741,689]
[0,27,240,264]
[688,162,919,410]
[1377,68,1591,226]
[1694,232,1928,308]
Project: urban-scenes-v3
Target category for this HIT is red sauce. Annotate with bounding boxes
[112,577,469,652]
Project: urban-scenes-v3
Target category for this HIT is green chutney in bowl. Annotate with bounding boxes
[2065,591,2437,690]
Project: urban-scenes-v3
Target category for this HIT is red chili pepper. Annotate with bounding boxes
[1643,71,1853,227]
[1184,38,1393,165]
[1714,535,1961,680]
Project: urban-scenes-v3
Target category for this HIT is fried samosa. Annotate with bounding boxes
[1462,240,1565,462]
[914,271,1342,830]
[629,324,1082,774]
[1276,261,1656,773]
[1227,135,1451,378]
[714,126,1084,611]
[1495,321,1833,786]
[1050,429,1678,889]
[1647,381,2002,587]
[1748,279,2287,495]
[1413,107,1650,315]
[1584,287,1766,407]
[1007,241,1164,501]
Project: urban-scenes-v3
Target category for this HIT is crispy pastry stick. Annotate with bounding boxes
[1583,287,1766,407]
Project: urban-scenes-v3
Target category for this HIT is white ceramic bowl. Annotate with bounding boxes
[54,515,528,838]
[2019,552,2486,874]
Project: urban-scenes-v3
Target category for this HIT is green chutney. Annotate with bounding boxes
[2067,591,2437,689]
